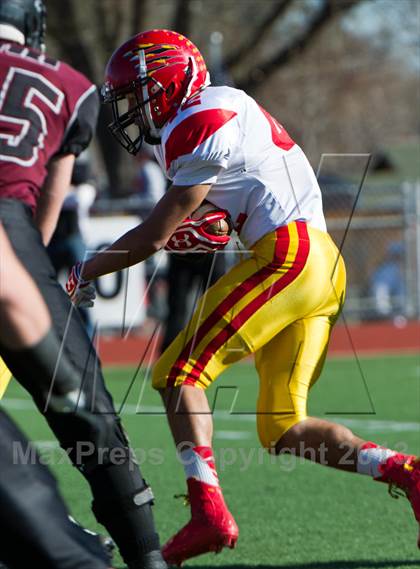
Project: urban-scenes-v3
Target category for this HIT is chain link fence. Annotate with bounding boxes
[323,180,420,323]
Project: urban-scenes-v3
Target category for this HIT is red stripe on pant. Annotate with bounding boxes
[166,225,291,387]
[182,222,310,386]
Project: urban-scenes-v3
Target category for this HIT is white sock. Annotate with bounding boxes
[179,446,219,487]
[357,446,396,479]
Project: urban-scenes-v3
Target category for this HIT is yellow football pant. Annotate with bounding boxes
[0,357,12,399]
[153,221,346,449]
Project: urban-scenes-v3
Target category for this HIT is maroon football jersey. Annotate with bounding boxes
[0,41,99,211]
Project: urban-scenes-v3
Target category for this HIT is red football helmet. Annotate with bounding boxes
[101,29,210,154]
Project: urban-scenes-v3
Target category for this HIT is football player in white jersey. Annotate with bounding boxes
[67,29,420,565]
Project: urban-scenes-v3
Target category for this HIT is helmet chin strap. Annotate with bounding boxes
[144,132,161,145]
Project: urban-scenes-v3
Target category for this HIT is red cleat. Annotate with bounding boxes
[379,454,420,548]
[162,479,239,566]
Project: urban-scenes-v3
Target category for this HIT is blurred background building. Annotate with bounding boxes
[45,0,420,333]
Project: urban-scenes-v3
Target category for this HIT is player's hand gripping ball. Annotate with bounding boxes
[165,201,232,254]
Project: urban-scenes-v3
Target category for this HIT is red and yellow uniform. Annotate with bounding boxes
[150,82,346,450]
[102,30,420,564]
[153,221,346,448]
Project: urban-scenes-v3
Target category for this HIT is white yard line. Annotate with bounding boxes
[2,398,419,433]
[214,430,252,440]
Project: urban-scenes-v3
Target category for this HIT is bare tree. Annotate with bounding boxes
[45,0,418,193]
[232,0,361,92]
[173,0,192,37]
[223,0,294,70]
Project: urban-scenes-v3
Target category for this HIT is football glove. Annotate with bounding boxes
[165,210,231,253]
[66,262,96,308]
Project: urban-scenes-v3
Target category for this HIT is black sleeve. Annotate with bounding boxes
[57,86,100,157]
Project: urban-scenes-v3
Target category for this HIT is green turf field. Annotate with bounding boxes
[3,353,420,569]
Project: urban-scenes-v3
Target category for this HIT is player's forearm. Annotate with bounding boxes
[81,183,211,280]
[35,154,75,245]
[81,223,164,280]
[35,193,62,245]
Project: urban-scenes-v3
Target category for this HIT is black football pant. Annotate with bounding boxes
[0,199,161,566]
[0,408,107,569]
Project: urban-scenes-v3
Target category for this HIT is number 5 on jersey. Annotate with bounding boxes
[0,67,64,166]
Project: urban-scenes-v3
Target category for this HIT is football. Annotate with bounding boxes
[191,200,232,236]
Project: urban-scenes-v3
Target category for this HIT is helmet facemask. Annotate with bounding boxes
[103,56,195,155]
[102,72,170,154]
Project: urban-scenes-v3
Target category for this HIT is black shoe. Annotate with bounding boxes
[128,550,168,569]
[97,533,116,564]
[68,516,115,565]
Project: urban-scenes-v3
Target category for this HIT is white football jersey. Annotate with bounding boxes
[154,86,326,248]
